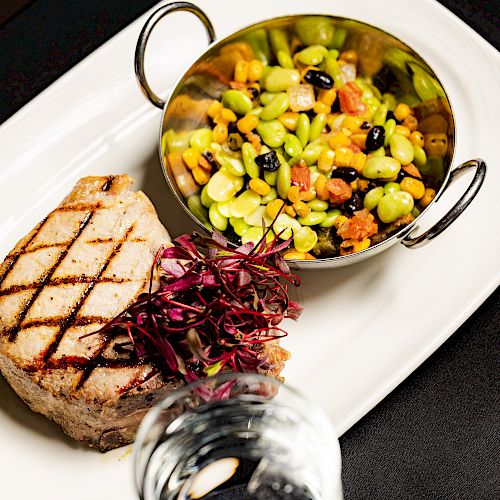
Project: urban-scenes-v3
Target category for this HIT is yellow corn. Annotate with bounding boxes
[266,199,285,219]
[192,166,210,185]
[287,185,302,203]
[395,125,411,137]
[249,178,271,196]
[283,249,306,260]
[333,215,348,228]
[328,131,351,149]
[198,154,213,171]
[341,127,353,137]
[213,123,228,144]
[293,201,310,218]
[284,205,297,217]
[318,88,337,106]
[339,50,357,64]
[353,238,371,252]
[318,149,335,172]
[207,100,223,119]
[278,112,300,131]
[409,131,425,147]
[313,101,331,115]
[237,114,259,134]
[299,188,317,202]
[343,116,364,132]
[334,146,354,167]
[400,177,425,199]
[403,115,418,131]
[248,59,264,82]
[315,174,329,201]
[420,188,436,208]
[350,133,367,149]
[220,108,237,123]
[394,103,411,121]
[350,180,358,192]
[182,148,201,170]
[234,60,249,83]
[358,179,370,192]
[350,151,367,172]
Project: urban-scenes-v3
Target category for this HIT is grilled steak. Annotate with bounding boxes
[0,174,289,451]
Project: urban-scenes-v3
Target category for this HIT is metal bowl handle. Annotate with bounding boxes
[134,1,216,109]
[402,158,486,249]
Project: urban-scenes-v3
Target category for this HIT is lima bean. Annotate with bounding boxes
[264,68,300,92]
[362,156,401,179]
[209,203,228,231]
[298,45,328,65]
[301,143,327,165]
[373,104,388,126]
[201,184,215,208]
[277,50,295,69]
[284,133,303,157]
[187,194,209,223]
[261,92,290,121]
[377,191,414,223]
[384,182,400,195]
[413,145,427,168]
[222,90,253,115]
[189,128,212,152]
[217,199,233,218]
[216,150,245,176]
[261,187,278,204]
[264,170,278,186]
[244,205,273,227]
[383,118,396,146]
[273,213,302,240]
[293,226,318,253]
[242,142,260,178]
[389,133,414,165]
[298,211,327,226]
[206,170,244,202]
[319,209,342,227]
[269,29,291,56]
[296,113,311,147]
[307,199,329,212]
[260,92,278,106]
[241,226,275,245]
[295,17,334,46]
[230,217,251,237]
[256,119,286,148]
[230,190,261,218]
[276,154,292,199]
[363,187,384,210]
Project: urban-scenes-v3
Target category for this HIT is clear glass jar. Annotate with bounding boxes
[134,373,343,499]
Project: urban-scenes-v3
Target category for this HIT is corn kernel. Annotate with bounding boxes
[358,179,370,192]
[318,88,337,106]
[350,151,367,172]
[353,238,371,252]
[394,103,411,122]
[248,59,264,82]
[249,178,271,196]
[403,115,418,131]
[318,149,335,172]
[220,108,237,123]
[284,205,297,217]
[283,249,306,260]
[182,148,201,170]
[333,215,348,228]
[400,177,425,199]
[293,201,310,217]
[237,114,259,134]
[339,50,357,64]
[409,131,425,147]
[198,154,213,171]
[341,127,353,137]
[395,125,411,137]
[288,185,302,203]
[207,100,223,119]
[304,252,316,260]
[278,112,299,131]
[300,188,317,202]
[343,116,364,132]
[234,60,249,83]
[315,174,329,201]
[328,131,351,149]
[334,146,354,167]
[213,123,228,144]
[192,166,210,185]
[266,199,285,219]
[420,188,436,208]
[350,133,367,149]
[350,180,358,192]
[313,101,331,114]
[300,65,318,81]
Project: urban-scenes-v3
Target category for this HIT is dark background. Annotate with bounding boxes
[0,1,498,499]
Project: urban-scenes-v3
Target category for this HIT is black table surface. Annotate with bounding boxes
[0,1,498,499]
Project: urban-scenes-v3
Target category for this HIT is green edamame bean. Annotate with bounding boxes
[261,187,278,205]
[319,209,342,228]
[242,142,260,178]
[277,50,295,69]
[269,29,291,56]
[362,156,401,179]
[216,150,245,176]
[248,106,263,116]
[276,155,292,199]
[189,128,212,152]
[373,104,388,126]
[187,194,209,223]
[384,182,400,195]
[273,213,301,240]
[298,211,327,226]
[384,118,396,146]
[413,145,427,168]
[284,133,303,157]
[296,113,311,147]
[364,96,381,118]
[363,187,384,210]
[382,93,397,111]
[256,119,286,148]
[331,28,347,49]
[309,113,327,142]
[222,90,253,115]
[295,17,334,46]
[264,68,300,92]
[325,55,343,89]
[201,184,215,208]
[244,28,270,65]
[261,92,290,121]
[209,203,228,231]
[307,199,329,212]
[260,92,278,106]
[301,143,326,165]
[389,133,414,165]
[264,170,278,186]
[298,45,328,65]
[293,226,318,253]
[355,79,374,99]
[377,191,414,223]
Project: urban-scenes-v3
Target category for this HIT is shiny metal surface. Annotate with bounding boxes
[135,2,486,269]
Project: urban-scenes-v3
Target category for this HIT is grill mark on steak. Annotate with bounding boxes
[6,212,94,342]
[42,225,136,362]
[0,217,49,286]
[101,176,115,192]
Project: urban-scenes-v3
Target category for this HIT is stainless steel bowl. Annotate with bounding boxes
[135,1,486,269]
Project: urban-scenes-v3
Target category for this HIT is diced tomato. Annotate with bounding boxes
[291,165,311,191]
[339,82,367,116]
[337,209,378,240]
[326,178,352,204]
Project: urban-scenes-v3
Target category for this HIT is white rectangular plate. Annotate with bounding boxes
[1,1,499,499]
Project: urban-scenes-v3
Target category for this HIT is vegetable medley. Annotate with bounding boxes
[165,19,449,259]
